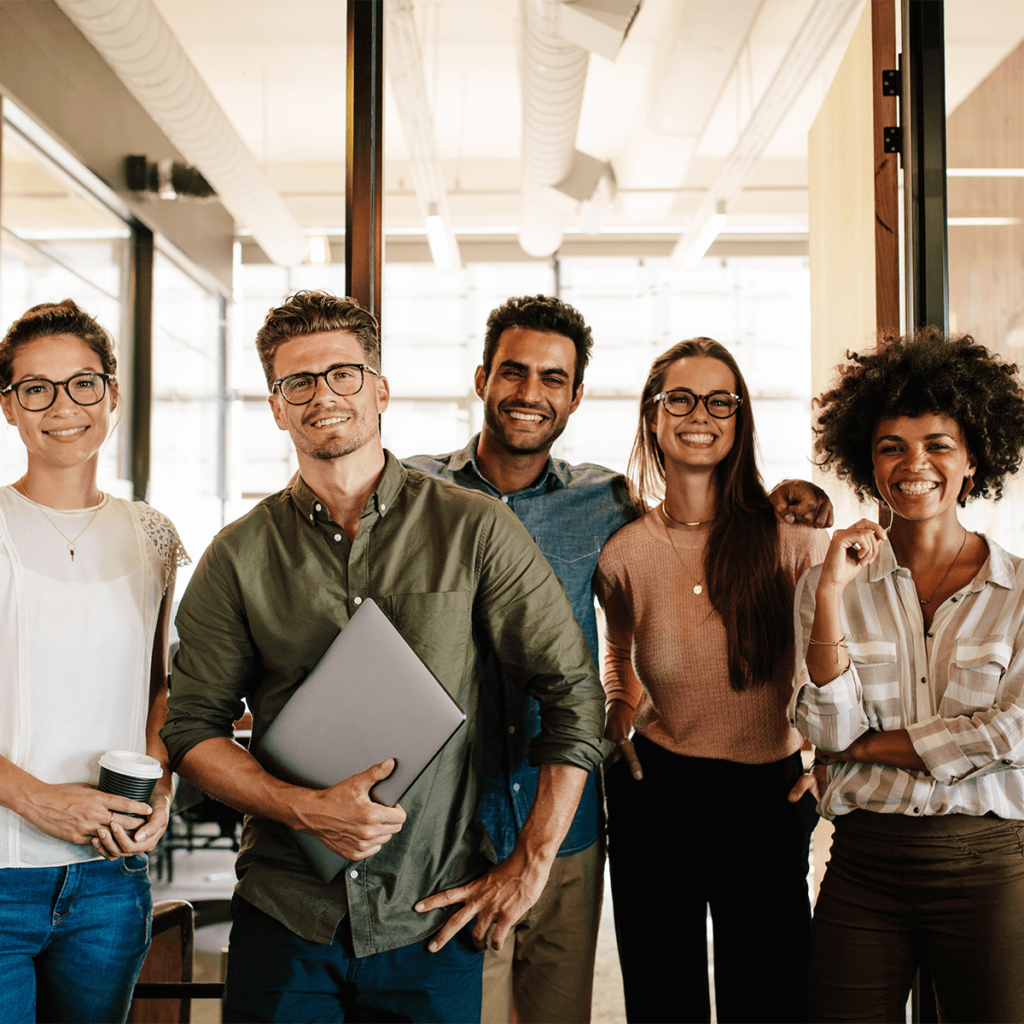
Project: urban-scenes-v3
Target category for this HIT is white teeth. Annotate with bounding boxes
[46,427,87,437]
[680,434,716,444]
[507,411,543,423]
[897,481,938,495]
[312,417,348,427]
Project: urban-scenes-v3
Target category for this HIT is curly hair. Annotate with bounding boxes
[0,300,117,390]
[814,328,1024,503]
[482,295,592,396]
[255,290,380,389]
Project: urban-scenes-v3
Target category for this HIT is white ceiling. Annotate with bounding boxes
[149,0,1024,248]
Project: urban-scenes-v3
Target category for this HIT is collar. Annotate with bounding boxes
[446,433,570,495]
[290,451,407,525]
[870,532,1014,591]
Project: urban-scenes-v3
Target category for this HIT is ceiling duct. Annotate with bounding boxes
[557,0,643,62]
[518,0,590,257]
[54,0,306,266]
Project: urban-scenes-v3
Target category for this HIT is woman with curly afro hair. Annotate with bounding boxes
[793,329,1024,1022]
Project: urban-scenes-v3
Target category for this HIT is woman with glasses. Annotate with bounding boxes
[796,332,1024,1022]
[0,300,187,1023]
[594,337,828,1023]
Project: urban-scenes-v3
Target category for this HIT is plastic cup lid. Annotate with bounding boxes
[98,750,164,779]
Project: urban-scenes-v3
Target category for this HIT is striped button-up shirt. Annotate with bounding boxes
[792,534,1024,820]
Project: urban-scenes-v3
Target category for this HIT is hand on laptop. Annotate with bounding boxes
[297,757,406,860]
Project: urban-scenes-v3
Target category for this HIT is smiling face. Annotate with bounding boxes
[650,356,737,472]
[872,412,975,524]
[268,330,389,462]
[1,333,117,472]
[475,327,583,456]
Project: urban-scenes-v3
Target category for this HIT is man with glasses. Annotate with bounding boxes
[161,291,610,1024]
[406,295,833,1024]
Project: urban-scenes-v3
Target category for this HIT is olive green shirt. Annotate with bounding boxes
[162,453,610,955]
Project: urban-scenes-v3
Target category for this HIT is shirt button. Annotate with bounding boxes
[920,677,927,684]
[354,596,363,606]
[512,783,520,792]
[334,534,342,542]
[501,496,509,503]
[927,632,934,638]
[349,869,358,879]
[380,504,387,512]
[309,513,314,522]
[911,806,920,814]
[315,503,322,512]
[951,597,958,603]
[1004,759,1014,765]
[508,726,516,735]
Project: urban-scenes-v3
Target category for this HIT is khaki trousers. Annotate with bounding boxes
[480,841,603,1024]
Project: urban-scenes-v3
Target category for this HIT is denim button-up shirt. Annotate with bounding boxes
[404,436,636,858]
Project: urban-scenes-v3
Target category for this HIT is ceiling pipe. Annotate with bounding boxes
[54,0,306,266]
[670,0,860,267]
[386,0,462,271]
[518,0,590,257]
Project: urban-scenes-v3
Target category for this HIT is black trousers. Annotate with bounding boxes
[605,736,816,1024]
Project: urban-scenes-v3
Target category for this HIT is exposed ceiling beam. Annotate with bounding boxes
[55,0,306,266]
[386,0,461,271]
[670,0,860,267]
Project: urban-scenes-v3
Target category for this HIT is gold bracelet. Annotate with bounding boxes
[807,636,848,665]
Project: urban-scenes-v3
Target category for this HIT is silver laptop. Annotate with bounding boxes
[254,598,466,882]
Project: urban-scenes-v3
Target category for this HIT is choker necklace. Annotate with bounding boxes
[660,501,714,528]
[917,528,968,605]
[14,479,104,562]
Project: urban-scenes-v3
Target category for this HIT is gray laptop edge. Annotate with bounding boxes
[254,598,466,883]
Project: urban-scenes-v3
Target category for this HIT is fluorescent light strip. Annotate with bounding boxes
[947,168,1024,177]
[948,217,1021,226]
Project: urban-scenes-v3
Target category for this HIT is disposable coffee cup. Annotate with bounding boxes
[98,751,163,813]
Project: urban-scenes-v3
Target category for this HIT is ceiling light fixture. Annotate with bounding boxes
[425,204,453,272]
[947,168,1024,177]
[680,201,728,268]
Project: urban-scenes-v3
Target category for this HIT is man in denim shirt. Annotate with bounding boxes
[405,296,632,1023]
[406,295,834,1023]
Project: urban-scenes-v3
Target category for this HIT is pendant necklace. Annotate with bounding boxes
[661,504,709,595]
[15,479,103,562]
[916,527,968,605]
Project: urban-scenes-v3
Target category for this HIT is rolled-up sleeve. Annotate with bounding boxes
[474,503,612,773]
[161,535,253,770]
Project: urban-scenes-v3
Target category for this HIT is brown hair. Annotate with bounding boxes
[0,300,117,390]
[255,290,381,388]
[628,337,793,691]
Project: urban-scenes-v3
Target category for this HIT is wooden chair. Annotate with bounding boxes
[128,900,223,1024]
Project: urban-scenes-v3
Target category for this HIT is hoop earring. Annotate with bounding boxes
[958,476,975,508]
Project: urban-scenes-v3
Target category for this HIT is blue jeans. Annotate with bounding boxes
[223,894,484,1023]
[0,856,152,1024]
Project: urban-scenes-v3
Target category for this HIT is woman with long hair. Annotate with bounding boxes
[0,300,187,1023]
[595,337,828,1023]
[796,331,1024,1022]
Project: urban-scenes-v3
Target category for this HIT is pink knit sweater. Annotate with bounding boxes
[594,510,829,765]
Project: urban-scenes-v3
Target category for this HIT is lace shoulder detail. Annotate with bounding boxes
[133,502,191,595]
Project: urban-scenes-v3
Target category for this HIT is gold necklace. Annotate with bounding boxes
[15,480,104,562]
[661,517,706,595]
[660,501,714,528]
[916,528,968,605]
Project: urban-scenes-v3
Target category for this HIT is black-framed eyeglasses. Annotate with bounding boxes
[653,388,742,419]
[272,364,380,405]
[1,372,114,412]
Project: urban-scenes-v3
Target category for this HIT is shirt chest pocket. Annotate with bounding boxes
[378,592,472,703]
[941,638,1011,713]
[532,535,602,598]
[847,638,901,729]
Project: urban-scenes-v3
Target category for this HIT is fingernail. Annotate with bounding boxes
[633,771,643,780]
[97,830,107,839]
[414,903,425,912]
[143,806,152,814]
[136,831,147,842]
[92,838,101,847]
[428,942,438,953]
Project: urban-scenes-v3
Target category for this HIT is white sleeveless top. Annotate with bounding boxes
[0,485,187,867]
